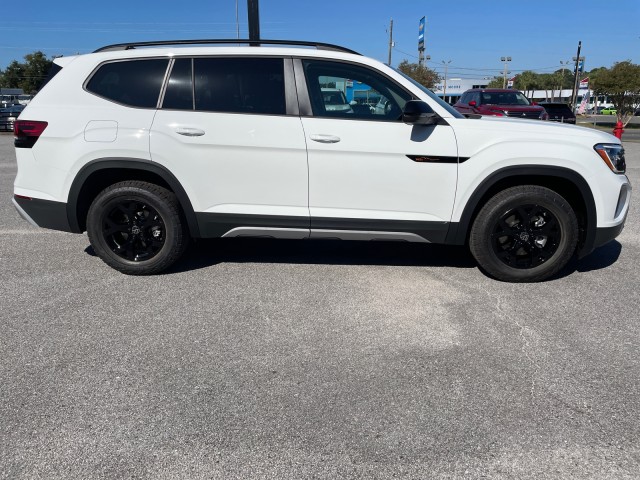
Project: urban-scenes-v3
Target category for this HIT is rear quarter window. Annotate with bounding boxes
[86,59,169,108]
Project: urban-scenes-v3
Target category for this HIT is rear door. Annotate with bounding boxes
[150,56,309,237]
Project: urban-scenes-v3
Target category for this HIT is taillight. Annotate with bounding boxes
[14,120,48,149]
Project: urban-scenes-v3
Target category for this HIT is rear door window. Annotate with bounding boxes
[193,57,286,115]
[86,59,169,108]
[162,58,193,110]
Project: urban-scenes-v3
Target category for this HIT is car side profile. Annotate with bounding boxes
[12,39,631,282]
[0,104,24,131]
[538,102,576,124]
[454,88,547,120]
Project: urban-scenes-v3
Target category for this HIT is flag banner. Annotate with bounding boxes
[577,89,590,114]
[579,77,589,89]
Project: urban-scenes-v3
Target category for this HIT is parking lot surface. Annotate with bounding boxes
[1,132,639,479]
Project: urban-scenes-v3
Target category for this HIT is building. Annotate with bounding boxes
[432,77,490,104]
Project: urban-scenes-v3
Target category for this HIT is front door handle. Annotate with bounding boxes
[176,127,205,137]
[310,134,341,144]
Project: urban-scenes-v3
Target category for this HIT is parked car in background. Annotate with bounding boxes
[601,106,617,115]
[0,104,25,131]
[320,88,352,113]
[454,89,546,119]
[538,102,576,124]
[16,95,33,106]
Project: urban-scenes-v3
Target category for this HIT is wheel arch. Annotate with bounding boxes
[446,165,597,258]
[67,158,200,237]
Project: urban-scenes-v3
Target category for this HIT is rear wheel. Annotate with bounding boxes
[469,185,578,282]
[87,181,189,275]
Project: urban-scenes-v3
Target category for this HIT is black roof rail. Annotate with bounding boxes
[94,39,360,55]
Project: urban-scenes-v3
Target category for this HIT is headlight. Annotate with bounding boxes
[594,144,626,174]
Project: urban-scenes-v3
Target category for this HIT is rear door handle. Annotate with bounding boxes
[310,134,341,144]
[176,127,205,137]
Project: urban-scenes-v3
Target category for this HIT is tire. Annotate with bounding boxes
[469,185,578,282]
[87,181,189,275]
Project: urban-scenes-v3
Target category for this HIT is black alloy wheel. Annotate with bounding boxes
[469,185,579,282]
[102,200,166,262]
[87,181,189,275]
[491,204,561,269]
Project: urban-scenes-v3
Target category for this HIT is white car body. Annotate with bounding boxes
[12,41,631,279]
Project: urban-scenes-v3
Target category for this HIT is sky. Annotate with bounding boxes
[2,0,639,80]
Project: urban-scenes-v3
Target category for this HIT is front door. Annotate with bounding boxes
[297,59,459,242]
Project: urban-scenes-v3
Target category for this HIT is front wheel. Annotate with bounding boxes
[87,181,189,275]
[469,186,579,282]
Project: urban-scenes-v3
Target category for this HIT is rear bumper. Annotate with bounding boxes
[12,195,73,232]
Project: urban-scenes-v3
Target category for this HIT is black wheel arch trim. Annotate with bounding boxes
[67,158,200,237]
[445,165,597,258]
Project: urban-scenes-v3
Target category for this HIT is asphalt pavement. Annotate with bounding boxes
[1,132,639,479]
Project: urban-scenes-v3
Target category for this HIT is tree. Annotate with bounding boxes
[20,51,53,94]
[485,77,503,88]
[514,71,541,96]
[0,51,53,93]
[1,60,24,89]
[397,60,440,90]
[590,61,640,124]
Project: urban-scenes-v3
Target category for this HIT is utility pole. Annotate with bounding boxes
[387,18,394,66]
[235,0,240,39]
[559,60,570,101]
[247,0,260,46]
[442,60,451,102]
[570,41,582,112]
[501,56,512,89]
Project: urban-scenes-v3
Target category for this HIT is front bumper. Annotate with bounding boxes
[13,195,73,232]
[578,180,631,258]
[593,220,627,250]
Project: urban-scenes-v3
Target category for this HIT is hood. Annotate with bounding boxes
[482,104,544,111]
[451,115,620,153]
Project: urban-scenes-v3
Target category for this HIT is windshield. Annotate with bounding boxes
[322,91,347,105]
[394,69,464,118]
[481,92,530,106]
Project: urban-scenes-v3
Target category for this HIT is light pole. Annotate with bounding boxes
[501,56,512,89]
[441,60,451,102]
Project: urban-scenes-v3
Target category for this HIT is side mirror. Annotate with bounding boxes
[468,100,477,107]
[402,100,440,126]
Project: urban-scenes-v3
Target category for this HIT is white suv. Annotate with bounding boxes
[12,39,631,281]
